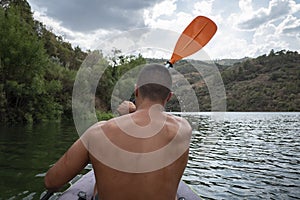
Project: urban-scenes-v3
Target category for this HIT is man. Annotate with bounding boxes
[44,64,192,200]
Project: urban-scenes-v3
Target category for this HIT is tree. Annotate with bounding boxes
[268,49,275,57]
[96,52,146,111]
[0,2,62,123]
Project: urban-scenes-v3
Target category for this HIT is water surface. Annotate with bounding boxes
[182,112,300,199]
[0,113,299,199]
[0,123,78,199]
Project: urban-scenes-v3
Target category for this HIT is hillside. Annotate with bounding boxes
[222,50,300,111]
[162,50,300,112]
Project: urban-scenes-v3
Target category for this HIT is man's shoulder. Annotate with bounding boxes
[87,118,119,132]
[166,114,192,132]
[166,113,191,125]
[87,121,107,131]
[81,120,112,139]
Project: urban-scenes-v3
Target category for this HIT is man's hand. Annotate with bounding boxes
[117,101,136,115]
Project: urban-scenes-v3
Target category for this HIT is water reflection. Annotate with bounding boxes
[0,122,78,200]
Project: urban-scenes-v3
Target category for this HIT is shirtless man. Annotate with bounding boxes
[44,64,192,200]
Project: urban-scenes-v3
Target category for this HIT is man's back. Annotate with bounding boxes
[44,64,192,199]
[86,109,192,199]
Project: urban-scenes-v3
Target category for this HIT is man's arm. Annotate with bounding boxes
[44,139,89,191]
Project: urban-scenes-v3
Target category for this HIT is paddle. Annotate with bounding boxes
[165,15,217,68]
[129,16,217,104]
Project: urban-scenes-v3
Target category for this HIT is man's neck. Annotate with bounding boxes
[136,99,165,112]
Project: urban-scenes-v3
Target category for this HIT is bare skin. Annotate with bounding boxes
[117,100,136,115]
[45,91,192,200]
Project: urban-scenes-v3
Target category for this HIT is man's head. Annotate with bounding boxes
[136,64,172,103]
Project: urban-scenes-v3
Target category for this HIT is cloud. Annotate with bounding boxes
[193,0,214,16]
[144,0,177,20]
[280,15,300,34]
[238,0,297,30]
[239,0,253,14]
[214,0,300,58]
[143,0,200,37]
[94,28,181,58]
[143,0,178,29]
[28,0,164,32]
[27,0,300,59]
[30,8,112,50]
[250,14,300,56]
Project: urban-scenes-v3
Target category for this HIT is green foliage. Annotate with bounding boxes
[96,111,114,121]
[0,1,84,123]
[214,50,300,111]
[97,53,146,111]
[0,84,7,121]
[0,3,60,123]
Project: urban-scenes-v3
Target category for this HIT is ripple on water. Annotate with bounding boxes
[183,112,300,200]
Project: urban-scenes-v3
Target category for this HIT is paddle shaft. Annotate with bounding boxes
[40,191,54,200]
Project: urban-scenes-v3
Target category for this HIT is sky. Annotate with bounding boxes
[27,0,300,59]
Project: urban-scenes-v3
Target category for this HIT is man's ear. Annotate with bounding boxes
[134,85,139,97]
[166,92,173,102]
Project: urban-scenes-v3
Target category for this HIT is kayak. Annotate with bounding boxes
[42,170,201,200]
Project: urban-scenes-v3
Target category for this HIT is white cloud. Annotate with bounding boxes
[28,0,300,59]
[217,0,300,58]
[239,0,253,14]
[92,28,183,60]
[193,0,214,16]
[146,0,177,19]
[279,15,300,34]
[290,0,300,13]
[207,27,255,59]
[143,1,196,35]
[250,17,300,56]
[29,0,164,31]
[144,0,177,27]
[238,0,297,30]
[32,7,114,50]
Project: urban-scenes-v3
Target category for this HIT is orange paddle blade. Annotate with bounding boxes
[169,16,217,64]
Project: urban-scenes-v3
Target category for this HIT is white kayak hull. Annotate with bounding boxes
[56,170,201,200]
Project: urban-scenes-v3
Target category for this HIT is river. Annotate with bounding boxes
[0,112,299,199]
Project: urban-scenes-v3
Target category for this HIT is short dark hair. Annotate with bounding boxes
[137,64,172,101]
